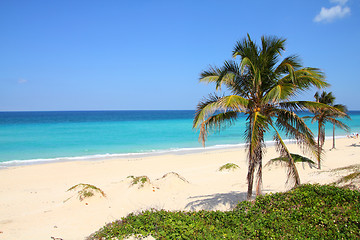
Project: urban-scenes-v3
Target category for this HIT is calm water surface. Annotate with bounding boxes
[0,110,359,166]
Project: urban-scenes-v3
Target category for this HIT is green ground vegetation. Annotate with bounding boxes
[128,175,151,188]
[67,183,106,202]
[218,163,240,172]
[87,184,360,239]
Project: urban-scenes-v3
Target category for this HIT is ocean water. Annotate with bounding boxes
[0,110,359,167]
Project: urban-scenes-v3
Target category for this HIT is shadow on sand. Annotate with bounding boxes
[185,191,248,211]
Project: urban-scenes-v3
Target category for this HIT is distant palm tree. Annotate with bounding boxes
[331,105,350,149]
[193,34,330,199]
[309,91,350,169]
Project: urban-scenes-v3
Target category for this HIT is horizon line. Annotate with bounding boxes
[1,109,360,113]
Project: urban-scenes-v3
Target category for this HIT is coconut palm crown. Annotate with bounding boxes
[193,34,332,199]
[309,91,350,169]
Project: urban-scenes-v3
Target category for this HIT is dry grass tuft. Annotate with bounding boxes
[331,164,360,191]
[159,172,189,183]
[128,175,151,188]
[67,183,106,201]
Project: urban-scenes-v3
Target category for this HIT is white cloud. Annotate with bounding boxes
[314,5,351,23]
[18,79,28,84]
[330,0,348,6]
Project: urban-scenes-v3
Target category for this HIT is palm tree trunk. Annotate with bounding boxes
[255,160,262,196]
[247,115,265,199]
[255,131,264,196]
[288,154,301,186]
[332,123,336,149]
[317,122,321,170]
[247,163,255,200]
[247,144,262,199]
[247,114,258,200]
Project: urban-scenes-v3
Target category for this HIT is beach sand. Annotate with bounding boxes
[0,137,359,240]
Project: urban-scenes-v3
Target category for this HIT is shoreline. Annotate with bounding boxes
[0,142,248,169]
[0,135,348,169]
[0,137,359,239]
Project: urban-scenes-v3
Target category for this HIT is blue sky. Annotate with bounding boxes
[1,0,359,111]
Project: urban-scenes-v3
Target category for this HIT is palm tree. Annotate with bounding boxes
[193,34,331,200]
[309,91,350,169]
[331,102,349,150]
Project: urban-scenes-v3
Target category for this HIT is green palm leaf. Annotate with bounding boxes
[197,111,238,146]
[266,154,316,167]
[218,95,249,112]
[270,123,301,186]
[193,94,222,129]
[263,83,295,103]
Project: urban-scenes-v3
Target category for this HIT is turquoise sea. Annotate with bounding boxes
[0,110,359,167]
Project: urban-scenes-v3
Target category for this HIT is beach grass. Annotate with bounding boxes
[331,164,360,190]
[87,184,360,239]
[218,163,240,172]
[128,175,151,188]
[158,172,189,182]
[66,183,106,201]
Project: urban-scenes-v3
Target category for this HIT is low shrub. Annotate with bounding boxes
[88,184,360,239]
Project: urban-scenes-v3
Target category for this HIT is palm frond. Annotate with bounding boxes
[333,103,348,113]
[280,101,346,116]
[199,65,228,91]
[214,61,237,90]
[275,55,302,74]
[279,68,328,92]
[200,61,252,96]
[328,117,350,132]
[263,83,295,103]
[333,104,351,119]
[233,33,259,61]
[199,65,222,83]
[193,94,222,129]
[275,109,318,159]
[265,153,316,167]
[270,123,301,186]
[260,35,286,56]
[240,57,254,75]
[218,60,250,96]
[218,95,249,112]
[197,111,239,147]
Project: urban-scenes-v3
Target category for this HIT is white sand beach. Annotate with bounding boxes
[0,137,359,240]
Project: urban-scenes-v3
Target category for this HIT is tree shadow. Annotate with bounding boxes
[349,143,360,147]
[185,191,248,211]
